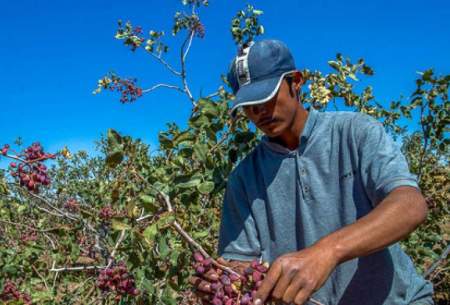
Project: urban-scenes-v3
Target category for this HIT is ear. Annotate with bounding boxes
[292,71,304,92]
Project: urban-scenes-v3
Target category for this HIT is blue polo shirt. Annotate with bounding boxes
[218,109,433,305]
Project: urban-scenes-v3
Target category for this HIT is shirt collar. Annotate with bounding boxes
[262,107,319,155]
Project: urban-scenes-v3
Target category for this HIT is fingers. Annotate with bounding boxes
[254,261,282,305]
[271,268,296,301]
[281,278,304,304]
[294,288,311,305]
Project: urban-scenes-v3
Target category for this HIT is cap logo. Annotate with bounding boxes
[235,44,253,87]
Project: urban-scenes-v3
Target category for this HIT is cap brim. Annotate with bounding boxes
[230,70,295,117]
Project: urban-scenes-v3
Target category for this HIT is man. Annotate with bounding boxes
[191,39,434,305]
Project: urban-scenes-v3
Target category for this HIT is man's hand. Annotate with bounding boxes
[254,243,337,305]
[189,257,251,302]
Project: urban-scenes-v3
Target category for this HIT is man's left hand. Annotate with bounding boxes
[254,242,338,305]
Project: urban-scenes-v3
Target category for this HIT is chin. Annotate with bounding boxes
[261,124,284,137]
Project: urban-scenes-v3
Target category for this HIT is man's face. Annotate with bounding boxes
[243,78,300,138]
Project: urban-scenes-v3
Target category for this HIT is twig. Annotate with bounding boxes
[183,29,195,63]
[4,154,27,163]
[149,53,181,76]
[209,129,232,154]
[424,243,450,278]
[136,214,152,222]
[142,83,185,94]
[32,265,49,291]
[16,185,78,221]
[50,264,106,272]
[52,262,59,290]
[133,171,241,278]
[107,230,127,268]
[43,232,56,250]
[180,30,196,106]
[0,219,65,234]
[205,91,220,99]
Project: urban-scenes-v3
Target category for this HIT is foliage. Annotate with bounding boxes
[0,1,448,304]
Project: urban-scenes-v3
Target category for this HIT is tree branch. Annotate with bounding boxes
[149,52,181,76]
[133,171,242,279]
[424,243,450,278]
[180,30,196,106]
[142,83,185,94]
[107,230,127,268]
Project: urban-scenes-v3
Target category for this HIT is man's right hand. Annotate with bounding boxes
[189,257,252,301]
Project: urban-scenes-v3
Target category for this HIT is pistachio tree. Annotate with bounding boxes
[0,1,448,304]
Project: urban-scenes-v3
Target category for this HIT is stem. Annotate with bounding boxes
[149,53,181,76]
[142,83,185,94]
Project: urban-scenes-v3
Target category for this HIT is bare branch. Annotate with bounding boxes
[142,83,184,94]
[205,91,220,99]
[209,129,232,154]
[183,29,195,63]
[424,243,450,278]
[132,171,241,278]
[136,214,152,222]
[107,230,127,268]
[50,264,106,272]
[149,52,181,76]
[32,265,49,291]
[180,30,196,106]
[43,232,56,250]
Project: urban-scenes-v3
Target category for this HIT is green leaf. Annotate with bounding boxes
[193,143,208,162]
[107,129,123,148]
[161,288,177,305]
[198,181,215,194]
[158,235,170,259]
[192,230,209,239]
[169,250,180,266]
[157,213,175,228]
[139,194,159,213]
[143,223,158,242]
[177,178,201,189]
[328,60,340,71]
[111,219,131,231]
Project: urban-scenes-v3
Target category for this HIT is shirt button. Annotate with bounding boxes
[304,186,309,192]
[301,169,306,175]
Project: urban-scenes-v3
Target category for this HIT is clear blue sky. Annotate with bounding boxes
[1,0,449,161]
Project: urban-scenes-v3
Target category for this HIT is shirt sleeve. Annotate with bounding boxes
[217,172,261,261]
[354,113,419,206]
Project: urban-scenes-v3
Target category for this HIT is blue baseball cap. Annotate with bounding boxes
[227,39,297,117]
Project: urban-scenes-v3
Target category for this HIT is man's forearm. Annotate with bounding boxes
[316,186,428,265]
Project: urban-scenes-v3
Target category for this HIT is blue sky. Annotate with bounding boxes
[1,0,449,163]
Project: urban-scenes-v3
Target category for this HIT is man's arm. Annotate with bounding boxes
[321,186,428,264]
[254,186,428,305]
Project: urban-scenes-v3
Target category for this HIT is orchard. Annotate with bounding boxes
[0,1,449,304]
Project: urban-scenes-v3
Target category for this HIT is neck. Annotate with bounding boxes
[269,107,309,150]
